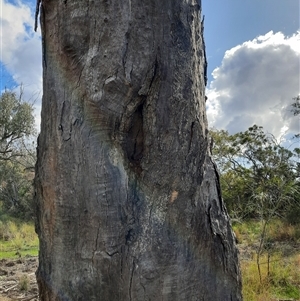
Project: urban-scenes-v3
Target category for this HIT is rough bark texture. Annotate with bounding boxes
[35,0,242,300]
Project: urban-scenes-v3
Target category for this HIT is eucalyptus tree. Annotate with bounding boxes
[35,1,242,300]
[211,125,299,220]
[0,90,35,219]
[291,95,300,138]
[0,158,35,220]
[291,95,300,116]
[0,91,35,161]
[211,125,299,281]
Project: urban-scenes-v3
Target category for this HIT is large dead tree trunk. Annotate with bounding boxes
[35,0,242,300]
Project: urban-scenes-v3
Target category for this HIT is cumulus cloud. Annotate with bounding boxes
[0,0,42,129]
[206,31,300,139]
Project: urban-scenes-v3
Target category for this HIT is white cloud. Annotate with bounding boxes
[206,31,300,139]
[1,3,300,138]
[0,0,42,130]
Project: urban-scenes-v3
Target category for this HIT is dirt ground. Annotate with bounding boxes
[0,257,38,301]
[0,245,298,301]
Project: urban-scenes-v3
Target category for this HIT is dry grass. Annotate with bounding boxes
[242,253,300,301]
[234,220,300,301]
[0,221,38,259]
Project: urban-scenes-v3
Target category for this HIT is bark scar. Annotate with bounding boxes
[188,121,195,153]
[201,15,208,86]
[125,102,144,172]
[129,259,135,301]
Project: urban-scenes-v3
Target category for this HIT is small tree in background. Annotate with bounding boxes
[211,125,299,221]
[0,90,35,160]
[291,95,300,138]
[291,95,300,116]
[211,125,300,283]
[0,90,36,220]
[0,159,35,220]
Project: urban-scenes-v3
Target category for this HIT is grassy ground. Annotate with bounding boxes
[0,221,38,259]
[0,219,299,300]
[233,220,300,301]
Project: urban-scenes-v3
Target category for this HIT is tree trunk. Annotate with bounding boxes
[35,0,242,300]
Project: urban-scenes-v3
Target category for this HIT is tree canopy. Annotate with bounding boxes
[210,125,300,222]
[291,95,300,138]
[0,91,35,161]
[291,95,300,116]
[0,90,36,220]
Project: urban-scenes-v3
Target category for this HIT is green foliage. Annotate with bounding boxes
[0,90,35,160]
[286,204,300,225]
[235,220,300,301]
[291,95,300,116]
[0,221,38,259]
[242,252,300,301]
[233,220,262,244]
[211,125,300,286]
[210,125,299,220]
[0,159,35,220]
[291,95,300,138]
[0,90,36,221]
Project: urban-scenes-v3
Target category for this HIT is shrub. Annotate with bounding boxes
[19,275,30,291]
[286,205,300,225]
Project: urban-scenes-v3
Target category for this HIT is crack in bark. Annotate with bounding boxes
[103,166,109,229]
[148,56,158,93]
[216,232,227,272]
[58,100,72,141]
[138,56,159,97]
[120,246,124,280]
[123,31,133,84]
[58,101,65,134]
[92,223,101,263]
[129,259,135,301]
[127,58,157,171]
[125,101,144,174]
[140,282,146,300]
[187,121,195,154]
[105,250,119,257]
[206,202,229,272]
[76,66,84,87]
[206,204,214,235]
[122,32,129,69]
[201,16,207,86]
[211,159,223,211]
[148,203,153,224]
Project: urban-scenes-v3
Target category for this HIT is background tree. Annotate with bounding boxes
[211,125,299,282]
[291,95,300,116]
[35,1,242,300]
[0,91,35,161]
[0,158,35,220]
[211,125,299,220]
[0,90,36,220]
[291,95,300,138]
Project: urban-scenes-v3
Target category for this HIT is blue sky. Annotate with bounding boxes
[203,0,300,84]
[0,0,299,138]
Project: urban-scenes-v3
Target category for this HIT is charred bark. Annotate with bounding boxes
[35,0,242,300]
